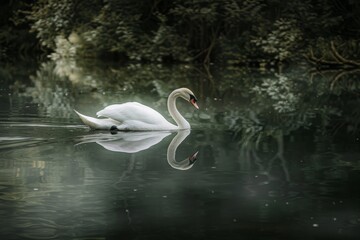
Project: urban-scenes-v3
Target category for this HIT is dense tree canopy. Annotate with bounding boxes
[1,0,360,65]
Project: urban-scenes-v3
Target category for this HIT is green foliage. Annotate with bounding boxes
[50,35,77,59]
[252,19,303,62]
[82,0,142,55]
[252,74,299,113]
[10,0,359,63]
[28,0,75,48]
[0,1,38,59]
[143,19,190,62]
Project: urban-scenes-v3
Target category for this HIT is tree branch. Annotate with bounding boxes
[304,48,342,67]
[305,42,360,69]
[330,41,360,67]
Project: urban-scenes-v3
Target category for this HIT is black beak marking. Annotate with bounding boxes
[190,94,197,102]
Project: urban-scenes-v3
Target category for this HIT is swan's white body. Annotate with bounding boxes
[75,88,198,131]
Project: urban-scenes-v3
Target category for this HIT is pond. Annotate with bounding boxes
[0,59,360,239]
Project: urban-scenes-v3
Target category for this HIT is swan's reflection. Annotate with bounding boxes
[167,130,198,170]
[78,131,171,153]
[77,130,198,170]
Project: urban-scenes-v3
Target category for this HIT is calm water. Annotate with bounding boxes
[0,59,360,239]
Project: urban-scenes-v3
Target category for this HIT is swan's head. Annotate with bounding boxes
[177,88,199,109]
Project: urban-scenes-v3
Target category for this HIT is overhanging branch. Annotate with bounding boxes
[305,42,360,69]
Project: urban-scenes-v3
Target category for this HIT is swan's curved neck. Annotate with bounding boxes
[168,90,190,129]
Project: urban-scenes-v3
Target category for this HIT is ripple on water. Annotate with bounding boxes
[0,136,47,150]
[0,122,86,129]
[0,119,87,151]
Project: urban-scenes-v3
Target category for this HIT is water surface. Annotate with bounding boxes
[0,59,360,239]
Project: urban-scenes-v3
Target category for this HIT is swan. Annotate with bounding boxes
[74,88,199,131]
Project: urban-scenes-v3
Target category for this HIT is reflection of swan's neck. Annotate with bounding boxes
[168,90,190,129]
[167,130,195,170]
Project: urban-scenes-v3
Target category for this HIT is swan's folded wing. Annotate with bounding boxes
[96,102,170,125]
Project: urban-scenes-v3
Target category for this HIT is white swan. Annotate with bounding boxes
[74,88,198,131]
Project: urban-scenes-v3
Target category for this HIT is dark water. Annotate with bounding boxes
[0,59,360,239]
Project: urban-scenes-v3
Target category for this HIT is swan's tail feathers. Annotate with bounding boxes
[74,109,120,130]
[74,109,99,129]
